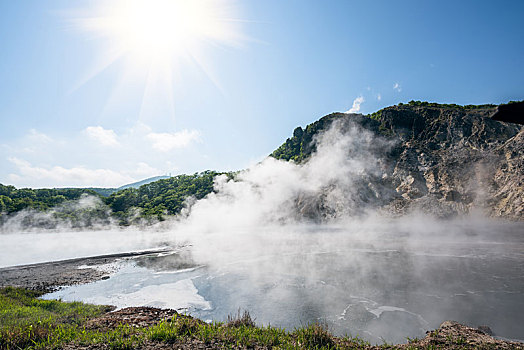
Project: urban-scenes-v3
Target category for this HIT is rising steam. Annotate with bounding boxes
[3,119,523,344]
[161,120,523,343]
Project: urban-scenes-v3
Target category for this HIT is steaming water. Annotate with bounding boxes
[5,123,524,344]
[0,229,173,268]
[40,222,524,345]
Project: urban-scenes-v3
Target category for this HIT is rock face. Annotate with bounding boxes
[271,102,523,220]
[378,104,523,219]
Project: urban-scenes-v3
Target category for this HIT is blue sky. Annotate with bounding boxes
[1,0,523,188]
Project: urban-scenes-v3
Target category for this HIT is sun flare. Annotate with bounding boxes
[91,0,241,61]
[72,0,245,122]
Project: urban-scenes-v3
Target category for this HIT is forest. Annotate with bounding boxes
[0,171,232,225]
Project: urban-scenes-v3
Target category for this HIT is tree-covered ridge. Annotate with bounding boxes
[0,185,98,214]
[105,171,233,221]
[270,113,347,162]
[0,171,232,225]
[400,100,497,109]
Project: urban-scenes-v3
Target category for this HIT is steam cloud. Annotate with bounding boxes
[163,120,523,342]
[2,120,523,343]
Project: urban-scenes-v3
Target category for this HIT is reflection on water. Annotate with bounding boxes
[43,225,524,345]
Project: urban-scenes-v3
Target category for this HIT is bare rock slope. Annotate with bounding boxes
[271,102,523,220]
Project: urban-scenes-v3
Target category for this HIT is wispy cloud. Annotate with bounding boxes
[84,126,119,146]
[1,123,204,187]
[393,82,402,92]
[13,129,56,154]
[147,130,201,152]
[134,162,162,178]
[7,157,135,187]
[346,96,365,113]
[27,129,53,144]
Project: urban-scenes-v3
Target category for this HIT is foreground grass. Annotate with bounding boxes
[0,287,115,349]
[0,287,376,349]
[3,286,117,349]
[6,287,514,350]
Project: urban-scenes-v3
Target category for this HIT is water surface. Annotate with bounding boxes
[43,223,524,344]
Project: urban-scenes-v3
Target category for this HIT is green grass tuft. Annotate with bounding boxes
[294,322,336,349]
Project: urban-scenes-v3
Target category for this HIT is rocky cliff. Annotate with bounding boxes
[271,101,523,220]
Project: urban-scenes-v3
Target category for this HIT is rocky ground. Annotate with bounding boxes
[84,307,180,331]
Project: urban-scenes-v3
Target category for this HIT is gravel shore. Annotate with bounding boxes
[0,249,169,293]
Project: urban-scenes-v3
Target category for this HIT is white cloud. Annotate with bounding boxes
[393,82,402,92]
[8,157,135,188]
[133,162,162,178]
[147,129,201,152]
[11,129,56,155]
[1,123,203,188]
[346,96,365,113]
[27,129,53,143]
[84,126,119,146]
[377,93,382,101]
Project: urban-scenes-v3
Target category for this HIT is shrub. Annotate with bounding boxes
[226,309,256,328]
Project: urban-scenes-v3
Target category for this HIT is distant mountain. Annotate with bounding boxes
[85,188,118,197]
[117,176,171,190]
[78,176,172,197]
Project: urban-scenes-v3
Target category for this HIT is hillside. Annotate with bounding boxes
[271,101,523,219]
[0,185,99,213]
[71,176,173,198]
[105,171,232,223]
[0,171,231,229]
[1,101,522,227]
[117,175,172,191]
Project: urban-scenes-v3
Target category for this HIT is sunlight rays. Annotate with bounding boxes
[70,0,246,126]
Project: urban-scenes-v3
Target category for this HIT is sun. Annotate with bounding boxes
[71,0,245,123]
[87,0,242,61]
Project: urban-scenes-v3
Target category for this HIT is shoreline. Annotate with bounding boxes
[0,248,171,293]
